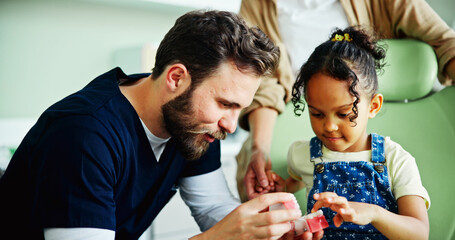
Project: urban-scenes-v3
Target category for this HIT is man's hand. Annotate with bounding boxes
[190,193,302,240]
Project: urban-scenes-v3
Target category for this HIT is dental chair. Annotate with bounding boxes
[269,39,455,239]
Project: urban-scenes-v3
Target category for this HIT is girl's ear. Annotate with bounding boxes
[165,63,190,92]
[368,93,383,119]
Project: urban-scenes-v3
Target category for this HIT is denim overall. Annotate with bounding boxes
[307,134,398,239]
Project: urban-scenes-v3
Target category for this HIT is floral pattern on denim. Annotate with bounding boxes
[307,133,398,240]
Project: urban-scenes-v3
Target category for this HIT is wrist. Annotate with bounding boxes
[250,146,270,164]
[369,204,384,226]
[251,142,270,154]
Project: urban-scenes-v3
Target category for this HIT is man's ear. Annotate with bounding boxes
[165,63,190,92]
[368,93,383,119]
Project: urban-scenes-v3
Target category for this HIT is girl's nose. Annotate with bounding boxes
[324,118,339,132]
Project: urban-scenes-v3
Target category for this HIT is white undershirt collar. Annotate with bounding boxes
[140,119,170,162]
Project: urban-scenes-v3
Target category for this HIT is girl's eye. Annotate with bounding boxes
[310,113,323,118]
[338,112,351,118]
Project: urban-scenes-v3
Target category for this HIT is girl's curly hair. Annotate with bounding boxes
[291,26,386,125]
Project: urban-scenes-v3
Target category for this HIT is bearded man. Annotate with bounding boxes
[0,10,304,240]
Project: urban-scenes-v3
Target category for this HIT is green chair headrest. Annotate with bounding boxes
[377,39,438,101]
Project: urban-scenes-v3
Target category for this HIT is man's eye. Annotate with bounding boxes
[221,102,231,107]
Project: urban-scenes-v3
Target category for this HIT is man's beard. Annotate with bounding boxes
[162,86,227,160]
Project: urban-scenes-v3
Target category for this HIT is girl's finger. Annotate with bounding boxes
[333,213,344,227]
[327,196,349,211]
[313,192,339,200]
[311,195,335,212]
[312,193,348,212]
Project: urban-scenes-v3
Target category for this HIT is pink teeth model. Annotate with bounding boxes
[293,210,329,235]
[269,196,328,235]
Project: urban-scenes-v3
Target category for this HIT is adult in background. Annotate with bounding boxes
[236,0,455,202]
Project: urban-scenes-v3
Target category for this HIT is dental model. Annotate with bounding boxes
[292,210,329,235]
[269,199,329,235]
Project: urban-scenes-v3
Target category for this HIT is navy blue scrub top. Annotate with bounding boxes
[0,68,221,240]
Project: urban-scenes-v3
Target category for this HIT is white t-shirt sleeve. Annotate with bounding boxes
[179,167,240,231]
[287,140,315,188]
[44,228,115,240]
[385,137,431,209]
[287,141,304,181]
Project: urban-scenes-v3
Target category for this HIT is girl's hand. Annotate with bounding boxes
[254,170,286,194]
[254,183,272,195]
[311,192,378,227]
[267,170,286,192]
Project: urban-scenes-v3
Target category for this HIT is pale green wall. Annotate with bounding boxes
[426,0,455,27]
[0,0,453,118]
[0,0,191,118]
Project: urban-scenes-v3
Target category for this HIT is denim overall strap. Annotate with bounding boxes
[307,135,398,239]
[310,137,323,159]
[371,133,385,163]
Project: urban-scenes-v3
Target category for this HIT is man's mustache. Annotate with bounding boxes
[187,129,227,140]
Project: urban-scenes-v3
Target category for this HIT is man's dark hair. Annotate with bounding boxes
[151,10,280,87]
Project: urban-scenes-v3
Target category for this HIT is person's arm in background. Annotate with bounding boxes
[236,0,296,201]
[346,0,455,85]
[446,58,455,83]
[243,107,278,199]
[387,0,455,85]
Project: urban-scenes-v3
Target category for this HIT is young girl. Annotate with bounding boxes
[265,27,430,239]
